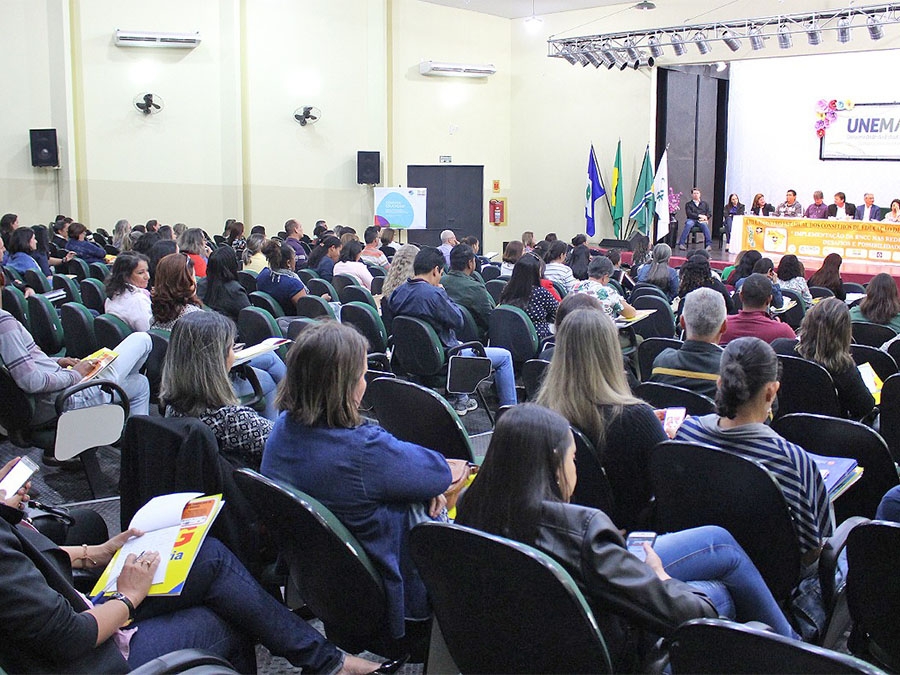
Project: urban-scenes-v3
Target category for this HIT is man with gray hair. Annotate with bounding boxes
[650,287,726,398]
[437,229,457,267]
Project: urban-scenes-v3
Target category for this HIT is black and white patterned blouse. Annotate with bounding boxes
[524,286,559,340]
[166,404,273,470]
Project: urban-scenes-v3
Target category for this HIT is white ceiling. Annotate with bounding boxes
[418,0,626,20]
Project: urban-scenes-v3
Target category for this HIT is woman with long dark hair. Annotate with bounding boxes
[849,272,900,332]
[30,225,72,275]
[749,193,774,217]
[677,254,734,315]
[808,252,846,301]
[636,243,679,299]
[199,246,250,321]
[150,254,203,331]
[776,254,812,307]
[498,253,559,340]
[457,403,797,670]
[725,249,761,286]
[332,240,373,290]
[722,193,745,251]
[566,234,591,280]
[65,222,107,264]
[4,228,42,275]
[307,235,341,282]
[105,252,152,331]
[225,220,247,258]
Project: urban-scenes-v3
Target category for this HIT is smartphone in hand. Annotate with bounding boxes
[0,457,39,498]
[626,531,658,562]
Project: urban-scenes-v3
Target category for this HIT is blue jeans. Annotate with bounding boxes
[461,346,517,407]
[677,219,712,247]
[232,352,286,420]
[654,526,797,638]
[121,538,344,674]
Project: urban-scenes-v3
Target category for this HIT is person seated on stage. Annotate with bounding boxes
[542,240,577,293]
[637,243,680,300]
[675,337,832,566]
[389,246,518,412]
[161,311,273,470]
[359,226,390,271]
[883,199,900,223]
[572,255,636,320]
[749,193,775,217]
[722,193,745,251]
[677,187,712,251]
[456,403,797,672]
[0,465,381,674]
[0,268,151,456]
[734,258,783,308]
[803,190,828,219]
[676,254,734,315]
[775,254,813,308]
[855,193,882,222]
[775,189,803,218]
[827,192,856,220]
[792,298,876,421]
[808,252,846,301]
[440,243,494,342]
[720,274,796,346]
[651,288,726,399]
[849,272,900,334]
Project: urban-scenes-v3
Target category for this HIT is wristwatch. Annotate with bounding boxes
[110,592,136,626]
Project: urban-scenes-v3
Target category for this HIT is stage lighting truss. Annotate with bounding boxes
[548,3,900,70]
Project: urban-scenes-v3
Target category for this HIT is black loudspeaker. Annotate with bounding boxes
[357,151,380,185]
[30,129,59,167]
[599,238,633,251]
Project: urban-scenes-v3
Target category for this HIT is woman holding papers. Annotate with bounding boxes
[0,461,383,674]
[161,312,273,469]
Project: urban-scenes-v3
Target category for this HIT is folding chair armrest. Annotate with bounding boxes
[447,341,485,358]
[819,516,869,604]
[860,406,879,427]
[231,363,264,408]
[54,379,130,418]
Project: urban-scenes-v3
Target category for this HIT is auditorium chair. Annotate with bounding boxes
[630,295,676,339]
[481,264,501,281]
[370,276,385,296]
[297,268,319,285]
[778,288,806,330]
[569,426,617,517]
[306,277,338,301]
[66,257,91,280]
[27,294,65,356]
[629,282,669,304]
[453,303,482,343]
[851,321,897,348]
[294,294,336,320]
[79,278,106,314]
[775,355,841,418]
[810,285,836,299]
[1,264,24,285]
[850,343,898,381]
[89,262,109,281]
[237,269,257,293]
[488,305,540,369]
[637,336,683,382]
[52,274,82,304]
[248,291,284,318]
[331,273,361,294]
[485,279,507,305]
[843,282,868,296]
[340,302,389,355]
[878,373,900,462]
[2,285,30,330]
[23,269,51,293]
[410,521,613,674]
[635,382,715,416]
[94,313,132,350]
[338,284,377,308]
[60,303,98,359]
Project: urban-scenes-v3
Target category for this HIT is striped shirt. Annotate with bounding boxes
[675,414,833,555]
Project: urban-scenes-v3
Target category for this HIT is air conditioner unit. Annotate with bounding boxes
[115,29,201,48]
[418,61,497,77]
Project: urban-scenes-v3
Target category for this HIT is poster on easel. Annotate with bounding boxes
[374,187,427,229]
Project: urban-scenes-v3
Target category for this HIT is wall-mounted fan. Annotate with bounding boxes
[293,106,321,126]
[134,92,164,115]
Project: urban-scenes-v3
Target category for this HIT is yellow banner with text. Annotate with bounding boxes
[736,215,900,262]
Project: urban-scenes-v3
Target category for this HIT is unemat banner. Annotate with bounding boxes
[821,102,900,161]
[736,215,900,262]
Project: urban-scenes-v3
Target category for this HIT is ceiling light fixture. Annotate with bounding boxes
[524,0,543,27]
[721,30,742,51]
[670,33,687,56]
[693,32,711,54]
[634,0,656,9]
[648,35,664,57]
[807,20,823,45]
[868,14,885,39]
[837,16,852,42]
[624,39,641,61]
[777,24,793,49]
[749,27,766,50]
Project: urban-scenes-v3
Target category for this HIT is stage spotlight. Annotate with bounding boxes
[624,39,641,61]
[722,30,742,52]
[807,20,822,45]
[584,50,604,68]
[837,17,852,43]
[600,42,617,63]
[671,33,687,56]
[693,32,711,54]
[575,51,590,66]
[648,35,664,57]
[749,27,765,50]
[560,48,578,64]
[777,25,793,49]
[868,15,884,40]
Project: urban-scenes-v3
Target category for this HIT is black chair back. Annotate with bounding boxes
[23,269,51,293]
[852,321,897,348]
[2,286,30,330]
[629,283,669,303]
[454,304,481,343]
[843,282,867,295]
[340,302,388,353]
[637,336,683,382]
[522,358,550,400]
[332,274,360,294]
[880,373,900,463]
[489,305,540,366]
[143,329,170,404]
[26,294,65,356]
[390,316,445,377]
[772,413,898,521]
[52,274,82,304]
[776,355,841,418]
[94,313,132,350]
[295,294,336,320]
[410,522,613,675]
[368,377,475,462]
[237,307,283,347]
[481,264,501,281]
[485,278,507,304]
[89,262,109,281]
[811,286,836,299]
[79,278,106,313]
[569,426,616,516]
[339,284,377,308]
[631,295,676,339]
[850,343,898,381]
[650,440,802,601]
[370,276,385,296]
[248,291,285,318]
[67,257,90,280]
[297,268,319,284]
[847,521,900,671]
[634,382,715,416]
[60,303,97,359]
[779,288,807,330]
[236,270,257,294]
[670,618,881,674]
[307,277,338,300]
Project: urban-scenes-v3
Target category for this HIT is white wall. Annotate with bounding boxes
[727,50,900,213]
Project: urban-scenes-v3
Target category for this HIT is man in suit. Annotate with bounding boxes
[854,193,881,222]
[826,192,856,219]
[677,187,712,251]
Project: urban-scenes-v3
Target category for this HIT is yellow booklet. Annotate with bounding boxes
[74,347,118,380]
[91,493,224,598]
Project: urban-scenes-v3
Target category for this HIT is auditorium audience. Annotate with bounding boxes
[225,220,247,259]
[198,245,250,321]
[242,233,268,274]
[333,240,374,290]
[381,243,419,299]
[749,193,775,217]
[675,336,832,563]
[776,254,813,307]
[51,218,68,249]
[112,219,133,252]
[256,240,308,315]
[734,257,783,308]
[104,252,152,332]
[307,235,341,282]
[500,240,524,276]
[498,253,558,340]
[651,288,726,398]
[677,254,734,315]
[132,231,160,258]
[380,227,397,258]
[456,403,797,672]
[261,321,452,642]
[150,253,203,331]
[161,311,273,470]
[572,256,635,320]
[542,240,577,293]
[283,219,309,269]
[720,274,795,345]
[65,222,107,265]
[522,230,535,252]
[794,297,876,420]
[725,249,762,286]
[536,308,664,530]
[804,190,828,219]
[849,272,900,333]
[723,193,745,250]
[0,213,18,247]
[883,199,900,223]
[147,239,177,287]
[360,226,390,270]
[157,225,175,241]
[566,233,592,280]
[4,228,42,275]
[440,244,494,341]
[31,225,72,275]
[178,228,211,278]
[437,229,457,267]
[808,252,846,301]
[628,234,651,273]
[636,243,679,299]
